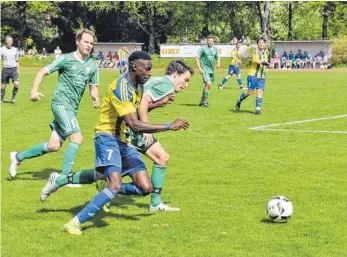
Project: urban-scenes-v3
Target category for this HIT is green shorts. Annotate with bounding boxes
[202,72,214,83]
[130,131,158,154]
[50,103,81,142]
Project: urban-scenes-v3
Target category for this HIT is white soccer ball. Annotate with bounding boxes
[267,196,293,220]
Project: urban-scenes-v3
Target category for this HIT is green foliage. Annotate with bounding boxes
[331,35,347,65]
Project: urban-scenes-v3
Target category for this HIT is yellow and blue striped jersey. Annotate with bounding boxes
[248,48,269,78]
[230,48,240,66]
[94,75,143,143]
[118,48,129,62]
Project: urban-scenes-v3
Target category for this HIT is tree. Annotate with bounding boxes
[322,1,335,39]
[255,1,271,40]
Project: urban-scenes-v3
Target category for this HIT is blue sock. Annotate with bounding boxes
[237,78,243,87]
[238,92,248,102]
[77,187,117,223]
[256,97,263,110]
[119,183,145,196]
[221,77,228,85]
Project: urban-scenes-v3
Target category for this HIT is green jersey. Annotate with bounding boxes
[144,76,174,102]
[197,45,219,73]
[44,51,99,111]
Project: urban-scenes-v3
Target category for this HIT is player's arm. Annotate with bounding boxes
[216,51,220,69]
[196,48,203,74]
[89,85,100,108]
[16,49,20,73]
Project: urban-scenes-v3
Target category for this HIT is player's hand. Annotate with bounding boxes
[93,98,100,108]
[31,91,44,102]
[158,94,175,107]
[168,94,175,103]
[171,118,189,131]
[142,133,153,147]
[17,68,20,74]
[216,64,220,69]
[198,68,204,74]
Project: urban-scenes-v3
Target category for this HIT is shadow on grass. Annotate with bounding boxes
[179,103,200,107]
[37,196,154,230]
[7,168,60,181]
[230,109,255,114]
[260,218,288,224]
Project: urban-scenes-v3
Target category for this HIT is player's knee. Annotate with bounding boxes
[48,142,61,152]
[247,90,253,96]
[71,134,83,145]
[157,152,170,166]
[139,183,154,196]
[108,181,122,193]
[14,82,19,87]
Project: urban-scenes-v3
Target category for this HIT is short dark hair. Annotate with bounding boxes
[128,51,151,64]
[257,37,266,43]
[75,28,95,42]
[206,35,215,40]
[165,59,194,76]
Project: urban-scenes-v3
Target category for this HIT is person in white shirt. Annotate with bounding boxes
[54,46,62,59]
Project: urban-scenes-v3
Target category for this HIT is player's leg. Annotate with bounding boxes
[255,78,266,114]
[235,75,254,111]
[235,66,244,89]
[200,73,212,107]
[218,65,233,89]
[62,170,121,235]
[1,68,9,103]
[10,69,19,104]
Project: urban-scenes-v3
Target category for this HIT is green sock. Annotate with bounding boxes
[151,164,167,207]
[16,143,49,162]
[61,142,80,175]
[55,169,96,188]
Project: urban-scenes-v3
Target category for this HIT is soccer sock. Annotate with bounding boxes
[61,142,80,175]
[200,89,209,103]
[256,97,263,110]
[1,88,5,101]
[55,169,97,188]
[12,87,19,99]
[237,78,243,87]
[221,77,228,85]
[119,183,146,196]
[76,187,117,223]
[238,92,248,103]
[151,165,167,207]
[16,143,49,162]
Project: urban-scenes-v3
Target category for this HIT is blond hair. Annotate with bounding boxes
[75,28,95,42]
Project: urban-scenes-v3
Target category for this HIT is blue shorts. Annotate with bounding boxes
[228,65,241,75]
[94,133,146,177]
[247,76,266,91]
[120,61,127,67]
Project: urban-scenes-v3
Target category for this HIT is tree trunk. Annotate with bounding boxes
[322,3,329,39]
[288,2,293,40]
[255,2,263,36]
[263,1,270,40]
[148,7,155,54]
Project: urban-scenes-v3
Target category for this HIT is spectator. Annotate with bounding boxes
[54,46,62,59]
[96,51,105,67]
[281,51,288,59]
[112,51,119,68]
[239,35,245,43]
[39,48,48,59]
[313,51,324,69]
[281,57,287,69]
[273,52,281,69]
[231,37,238,45]
[305,52,313,69]
[293,49,303,69]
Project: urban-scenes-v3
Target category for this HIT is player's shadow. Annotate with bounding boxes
[230,109,255,114]
[179,103,200,107]
[110,195,149,209]
[37,200,154,230]
[260,218,288,224]
[8,168,59,181]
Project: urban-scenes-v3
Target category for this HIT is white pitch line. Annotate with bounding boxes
[254,128,347,134]
[250,114,347,130]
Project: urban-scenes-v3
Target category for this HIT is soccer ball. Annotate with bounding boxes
[267,196,293,220]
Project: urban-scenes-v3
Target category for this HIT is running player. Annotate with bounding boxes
[118,45,129,75]
[235,38,269,114]
[217,41,244,90]
[9,29,99,178]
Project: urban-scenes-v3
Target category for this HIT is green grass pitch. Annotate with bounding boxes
[1,69,347,257]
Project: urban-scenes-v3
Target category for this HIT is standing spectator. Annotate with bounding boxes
[112,51,119,68]
[54,46,62,59]
[273,52,281,69]
[0,35,20,104]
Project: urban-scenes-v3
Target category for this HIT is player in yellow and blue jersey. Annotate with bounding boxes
[118,45,129,75]
[40,51,190,235]
[217,41,244,90]
[235,38,269,114]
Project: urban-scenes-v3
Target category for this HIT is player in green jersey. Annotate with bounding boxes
[196,36,220,107]
[9,28,100,179]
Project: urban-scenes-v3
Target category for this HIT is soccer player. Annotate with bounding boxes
[118,45,129,75]
[40,51,190,235]
[96,59,194,213]
[235,38,269,115]
[1,35,20,104]
[9,28,100,178]
[196,35,220,107]
[217,41,244,90]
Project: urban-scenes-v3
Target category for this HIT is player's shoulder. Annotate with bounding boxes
[110,75,131,101]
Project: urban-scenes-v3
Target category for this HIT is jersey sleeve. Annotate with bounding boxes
[110,80,136,117]
[44,55,65,74]
[215,48,219,59]
[89,64,99,86]
[147,81,174,102]
[252,48,260,63]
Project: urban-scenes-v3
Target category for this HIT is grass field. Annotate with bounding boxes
[1,69,347,257]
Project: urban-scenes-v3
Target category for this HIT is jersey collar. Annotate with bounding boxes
[74,51,89,63]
